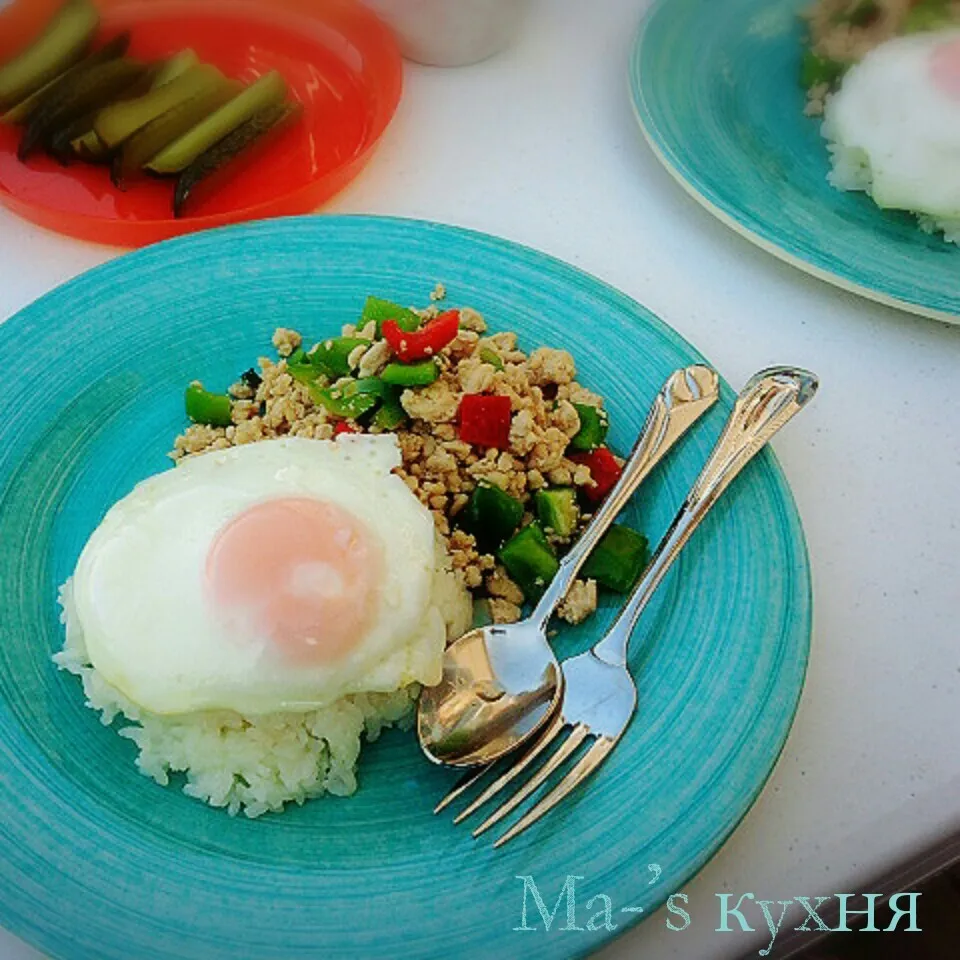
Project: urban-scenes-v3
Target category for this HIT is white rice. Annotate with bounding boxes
[54,581,427,818]
[823,122,960,245]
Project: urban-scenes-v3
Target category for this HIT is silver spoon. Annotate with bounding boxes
[417,364,720,767]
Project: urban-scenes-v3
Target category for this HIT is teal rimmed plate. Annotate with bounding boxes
[0,216,810,960]
[632,0,960,324]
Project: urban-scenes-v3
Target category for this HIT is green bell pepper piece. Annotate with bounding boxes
[286,348,321,386]
[569,403,609,452]
[185,384,232,427]
[310,380,379,420]
[498,523,559,600]
[582,525,649,593]
[380,359,440,387]
[800,51,846,89]
[479,347,504,371]
[310,337,369,378]
[904,0,953,32]
[461,481,524,552]
[535,487,580,538]
[361,296,421,336]
[372,390,408,430]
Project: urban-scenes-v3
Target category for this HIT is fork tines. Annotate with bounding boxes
[435,712,615,848]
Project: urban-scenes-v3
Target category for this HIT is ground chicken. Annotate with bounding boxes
[229,380,255,400]
[459,307,487,333]
[481,331,525,365]
[347,343,368,371]
[526,347,576,386]
[271,328,302,358]
[448,329,481,361]
[231,400,258,423]
[552,399,581,438]
[358,339,392,378]
[458,356,496,395]
[234,418,265,445]
[487,566,525,605]
[560,383,604,409]
[557,579,598,625]
[572,463,594,487]
[446,529,495,590]
[173,423,227,458]
[528,427,570,473]
[401,378,461,423]
[489,598,523,624]
[509,409,538,456]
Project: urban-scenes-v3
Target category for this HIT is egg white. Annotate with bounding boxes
[824,30,960,217]
[71,436,460,716]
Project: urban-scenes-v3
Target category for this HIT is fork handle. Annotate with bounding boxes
[592,366,818,667]
[530,365,719,630]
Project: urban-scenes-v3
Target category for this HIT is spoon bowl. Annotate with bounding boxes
[417,622,562,766]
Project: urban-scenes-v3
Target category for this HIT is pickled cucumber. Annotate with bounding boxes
[94,63,225,149]
[1,32,130,127]
[3,17,299,212]
[147,70,287,175]
[18,57,146,160]
[112,83,238,187]
[71,127,108,161]
[151,49,199,89]
[0,0,99,110]
[47,110,98,163]
[173,101,299,217]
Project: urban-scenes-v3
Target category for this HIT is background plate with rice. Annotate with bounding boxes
[631,0,960,324]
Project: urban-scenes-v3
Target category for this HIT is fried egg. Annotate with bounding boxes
[824,30,960,217]
[70,436,470,716]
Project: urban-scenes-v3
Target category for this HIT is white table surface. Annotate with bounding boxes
[1,1,959,958]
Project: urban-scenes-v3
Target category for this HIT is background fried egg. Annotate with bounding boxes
[824,30,960,218]
[70,436,469,716]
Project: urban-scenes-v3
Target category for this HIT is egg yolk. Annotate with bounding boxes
[206,497,384,663]
[931,37,960,100]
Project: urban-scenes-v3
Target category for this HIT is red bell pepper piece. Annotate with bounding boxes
[333,421,358,436]
[382,310,460,362]
[459,394,512,449]
[570,446,622,502]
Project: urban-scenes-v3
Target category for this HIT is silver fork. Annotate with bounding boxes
[436,366,819,847]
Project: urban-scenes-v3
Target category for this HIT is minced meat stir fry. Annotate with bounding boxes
[173,288,649,628]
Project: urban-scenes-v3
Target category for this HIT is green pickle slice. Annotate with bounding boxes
[1,31,130,127]
[94,63,226,149]
[173,100,299,217]
[151,49,199,90]
[0,0,100,110]
[19,57,146,160]
[147,70,288,176]
[113,83,239,186]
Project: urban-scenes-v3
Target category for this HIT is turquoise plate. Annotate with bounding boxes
[632,0,960,324]
[0,216,810,960]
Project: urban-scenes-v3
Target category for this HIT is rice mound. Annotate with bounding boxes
[54,581,426,818]
[823,126,960,245]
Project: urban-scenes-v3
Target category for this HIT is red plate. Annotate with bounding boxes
[0,0,402,246]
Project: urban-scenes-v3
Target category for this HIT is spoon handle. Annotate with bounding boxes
[592,366,819,667]
[531,364,719,629]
